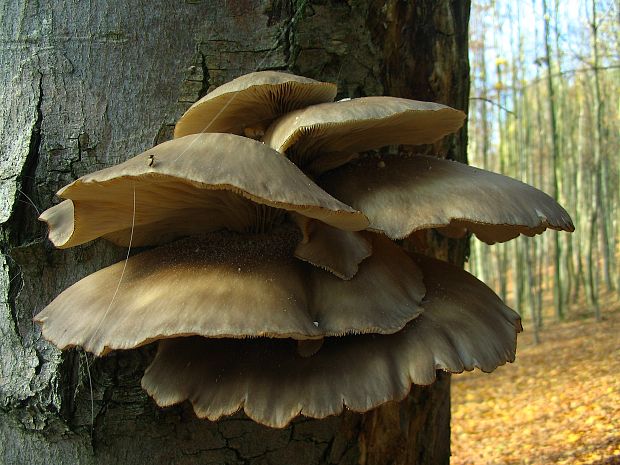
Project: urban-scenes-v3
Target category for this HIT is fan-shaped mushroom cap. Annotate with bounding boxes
[292,214,372,280]
[319,155,574,244]
[34,229,425,356]
[173,71,337,139]
[141,250,521,428]
[262,97,466,173]
[39,133,368,249]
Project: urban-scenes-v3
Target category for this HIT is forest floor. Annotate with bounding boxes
[450,291,620,465]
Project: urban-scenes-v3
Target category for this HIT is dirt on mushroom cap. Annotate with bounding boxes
[35,229,425,356]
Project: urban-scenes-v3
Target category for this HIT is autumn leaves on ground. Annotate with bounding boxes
[451,292,620,465]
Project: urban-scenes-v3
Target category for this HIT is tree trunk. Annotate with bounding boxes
[0,1,469,464]
[541,0,564,321]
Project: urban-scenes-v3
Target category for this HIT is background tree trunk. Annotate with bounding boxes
[0,1,469,463]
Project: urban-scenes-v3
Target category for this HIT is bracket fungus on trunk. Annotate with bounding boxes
[39,133,367,249]
[318,155,575,243]
[262,96,466,175]
[173,71,337,140]
[36,71,573,428]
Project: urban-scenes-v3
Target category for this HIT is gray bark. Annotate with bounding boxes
[0,1,469,463]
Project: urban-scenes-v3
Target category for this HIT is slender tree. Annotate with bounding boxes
[590,0,615,299]
[542,0,565,320]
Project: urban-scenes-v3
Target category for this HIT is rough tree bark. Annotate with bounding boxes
[0,1,469,464]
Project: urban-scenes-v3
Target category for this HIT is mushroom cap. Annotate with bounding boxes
[34,229,425,356]
[292,214,372,280]
[262,96,466,173]
[39,133,368,249]
[174,71,337,139]
[141,250,521,428]
[319,155,575,243]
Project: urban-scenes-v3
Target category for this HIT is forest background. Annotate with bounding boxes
[452,1,619,463]
[466,0,618,329]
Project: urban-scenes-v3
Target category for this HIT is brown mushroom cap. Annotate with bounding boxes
[292,214,372,279]
[319,155,575,244]
[262,96,466,173]
[173,71,337,139]
[39,133,368,249]
[34,229,425,356]
[141,251,521,428]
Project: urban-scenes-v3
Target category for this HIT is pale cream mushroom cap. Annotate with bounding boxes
[319,155,574,243]
[262,96,466,173]
[174,71,337,139]
[38,133,368,249]
[35,229,425,356]
[141,250,521,428]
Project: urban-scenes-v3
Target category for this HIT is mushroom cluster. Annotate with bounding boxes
[35,71,574,428]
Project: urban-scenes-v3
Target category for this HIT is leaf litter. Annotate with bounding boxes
[451,300,620,465]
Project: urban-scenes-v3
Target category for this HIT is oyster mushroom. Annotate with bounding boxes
[173,71,337,139]
[35,231,424,356]
[140,250,521,428]
[35,71,572,429]
[318,155,575,243]
[35,135,426,357]
[262,96,466,174]
[39,133,367,249]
